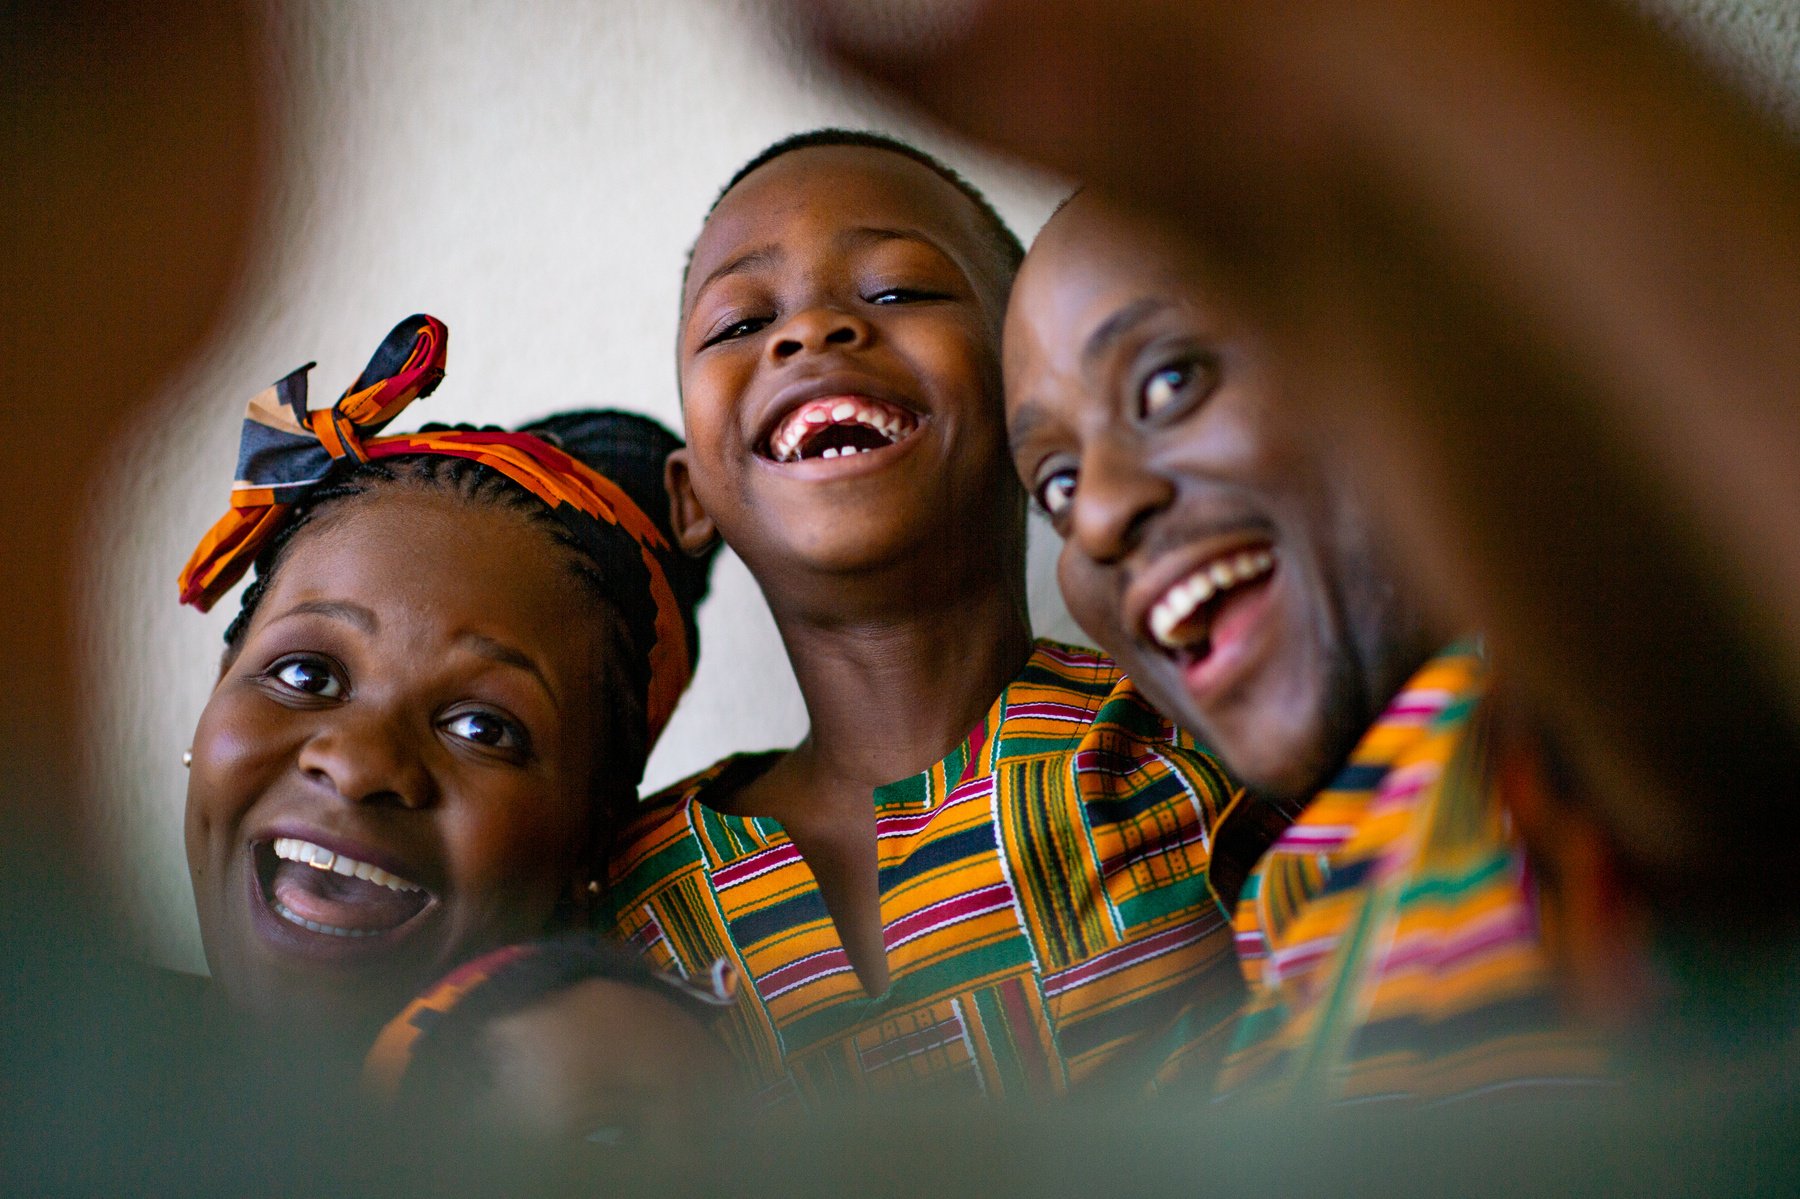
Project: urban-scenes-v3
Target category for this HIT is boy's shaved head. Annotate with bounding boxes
[682,128,1024,329]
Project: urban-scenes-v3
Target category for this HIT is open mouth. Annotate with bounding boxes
[1145,544,1276,662]
[761,394,920,463]
[253,836,432,940]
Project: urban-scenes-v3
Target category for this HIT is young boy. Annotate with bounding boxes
[1000,191,1610,1102]
[604,131,1268,1105]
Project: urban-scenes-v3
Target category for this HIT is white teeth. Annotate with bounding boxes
[269,898,381,938]
[767,395,918,463]
[1146,548,1275,650]
[270,837,422,892]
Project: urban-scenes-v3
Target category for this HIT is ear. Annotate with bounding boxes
[663,448,719,557]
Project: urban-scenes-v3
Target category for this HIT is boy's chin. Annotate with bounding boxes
[751,512,947,580]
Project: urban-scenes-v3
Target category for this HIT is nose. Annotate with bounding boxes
[296,714,436,810]
[1068,428,1175,565]
[767,304,872,364]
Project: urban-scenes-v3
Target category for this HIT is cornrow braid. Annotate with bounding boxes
[220,414,717,833]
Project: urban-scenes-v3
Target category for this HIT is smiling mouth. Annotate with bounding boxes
[255,837,431,939]
[1146,545,1276,659]
[762,395,919,463]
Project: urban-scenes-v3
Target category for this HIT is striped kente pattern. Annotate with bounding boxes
[1219,646,1606,1103]
[604,641,1257,1105]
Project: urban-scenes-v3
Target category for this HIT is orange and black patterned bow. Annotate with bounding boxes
[178,314,692,742]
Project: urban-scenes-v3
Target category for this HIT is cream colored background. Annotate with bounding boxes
[81,0,1799,973]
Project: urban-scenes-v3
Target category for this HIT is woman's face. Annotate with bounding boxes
[186,488,614,1049]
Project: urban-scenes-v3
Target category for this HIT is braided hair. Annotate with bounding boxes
[222,409,717,823]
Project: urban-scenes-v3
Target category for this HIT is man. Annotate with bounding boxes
[1004,193,1606,1101]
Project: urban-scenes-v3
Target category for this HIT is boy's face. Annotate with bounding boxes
[673,145,1020,583]
[1004,197,1431,802]
[186,490,608,1049]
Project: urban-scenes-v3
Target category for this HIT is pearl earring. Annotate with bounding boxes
[182,749,193,769]
[587,880,600,895]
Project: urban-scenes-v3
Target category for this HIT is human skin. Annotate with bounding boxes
[1005,195,1436,802]
[186,490,612,1052]
[665,145,1034,993]
[477,978,734,1149]
[796,0,1800,923]
[1,1,261,886]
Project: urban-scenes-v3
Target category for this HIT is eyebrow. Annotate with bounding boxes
[1081,297,1175,367]
[838,225,938,253]
[1007,401,1053,450]
[266,599,377,632]
[457,632,560,712]
[692,244,781,300]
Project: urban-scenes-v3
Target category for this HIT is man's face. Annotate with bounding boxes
[672,145,1021,585]
[186,490,607,1048]
[1003,197,1431,802]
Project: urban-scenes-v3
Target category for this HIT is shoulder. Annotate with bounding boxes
[998,640,1237,810]
[607,754,765,895]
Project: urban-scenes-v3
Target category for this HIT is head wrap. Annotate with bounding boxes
[178,314,692,742]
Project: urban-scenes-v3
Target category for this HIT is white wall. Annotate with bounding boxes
[81,0,1798,973]
[80,0,1073,973]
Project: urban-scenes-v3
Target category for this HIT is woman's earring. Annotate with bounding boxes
[587,880,601,895]
[182,749,193,769]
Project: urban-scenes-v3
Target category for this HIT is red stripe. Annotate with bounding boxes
[1042,918,1217,997]
[711,842,802,890]
[883,882,1014,949]
[757,946,852,999]
[995,975,1055,1091]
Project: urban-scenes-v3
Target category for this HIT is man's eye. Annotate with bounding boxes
[1138,353,1220,420]
[443,710,525,752]
[1034,470,1078,519]
[1141,364,1191,417]
[270,657,344,698]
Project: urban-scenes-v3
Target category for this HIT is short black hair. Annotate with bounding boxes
[684,128,1025,299]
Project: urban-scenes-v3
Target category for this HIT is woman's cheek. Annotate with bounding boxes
[187,692,285,848]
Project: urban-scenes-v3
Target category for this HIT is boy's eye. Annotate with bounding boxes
[1034,469,1078,521]
[867,287,945,305]
[701,314,770,348]
[442,709,527,753]
[1138,354,1219,421]
[269,656,343,699]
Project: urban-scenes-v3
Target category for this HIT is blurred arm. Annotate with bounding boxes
[801,0,1800,907]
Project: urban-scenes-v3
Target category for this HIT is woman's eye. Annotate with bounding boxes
[270,657,343,698]
[1034,469,1078,520]
[443,710,525,752]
